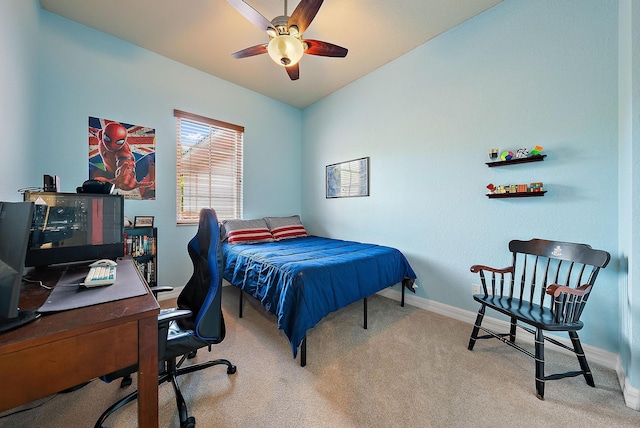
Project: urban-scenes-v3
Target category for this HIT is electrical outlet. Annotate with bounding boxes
[471,284,482,295]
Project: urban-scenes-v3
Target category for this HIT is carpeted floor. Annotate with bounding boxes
[1,285,638,427]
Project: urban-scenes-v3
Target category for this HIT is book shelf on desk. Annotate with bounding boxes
[124,227,157,287]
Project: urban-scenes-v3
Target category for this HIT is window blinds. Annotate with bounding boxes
[175,109,243,223]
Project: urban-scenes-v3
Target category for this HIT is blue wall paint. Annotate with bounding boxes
[33,8,302,286]
[302,0,620,352]
[0,0,40,201]
[2,0,639,397]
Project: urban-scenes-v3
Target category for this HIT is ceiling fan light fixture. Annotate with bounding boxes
[267,34,304,67]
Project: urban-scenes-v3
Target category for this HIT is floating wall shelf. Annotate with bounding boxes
[486,154,546,167]
[487,191,546,199]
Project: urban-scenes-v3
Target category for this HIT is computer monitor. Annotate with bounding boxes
[23,192,125,269]
[0,200,38,333]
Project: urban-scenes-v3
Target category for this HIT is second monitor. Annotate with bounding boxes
[23,192,125,269]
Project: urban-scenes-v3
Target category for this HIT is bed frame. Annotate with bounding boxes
[237,278,415,366]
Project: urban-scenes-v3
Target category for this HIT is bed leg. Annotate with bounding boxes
[401,283,405,307]
[300,337,306,367]
[239,290,243,318]
[363,298,368,329]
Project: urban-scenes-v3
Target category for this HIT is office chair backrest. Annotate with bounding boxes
[176,208,225,342]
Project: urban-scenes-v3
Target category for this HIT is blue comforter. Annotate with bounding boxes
[222,236,417,357]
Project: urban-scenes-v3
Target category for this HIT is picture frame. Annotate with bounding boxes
[134,216,154,228]
[326,157,370,198]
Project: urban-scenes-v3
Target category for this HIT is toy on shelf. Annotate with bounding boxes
[530,182,544,192]
[530,145,543,156]
[500,150,515,161]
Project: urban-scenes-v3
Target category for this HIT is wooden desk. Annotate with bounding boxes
[0,257,159,427]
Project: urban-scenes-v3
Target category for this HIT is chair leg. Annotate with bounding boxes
[468,305,486,351]
[509,317,517,343]
[569,331,595,387]
[171,357,236,427]
[168,364,194,428]
[120,374,132,388]
[94,390,139,428]
[96,358,235,428]
[534,328,545,400]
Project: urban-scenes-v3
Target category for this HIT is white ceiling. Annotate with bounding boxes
[39,0,502,109]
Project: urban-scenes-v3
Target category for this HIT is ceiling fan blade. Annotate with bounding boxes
[288,0,323,34]
[286,64,300,80]
[304,40,348,57]
[226,0,274,32]
[231,44,268,59]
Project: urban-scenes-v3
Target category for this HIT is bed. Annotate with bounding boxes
[220,216,417,366]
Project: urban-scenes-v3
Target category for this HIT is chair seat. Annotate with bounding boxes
[472,294,584,332]
[164,321,209,361]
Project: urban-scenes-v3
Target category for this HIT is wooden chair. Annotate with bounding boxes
[468,238,610,399]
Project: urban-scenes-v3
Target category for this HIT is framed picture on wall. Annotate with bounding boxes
[326,157,370,198]
[134,216,154,228]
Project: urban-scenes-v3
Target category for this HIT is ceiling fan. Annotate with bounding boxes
[227,0,348,80]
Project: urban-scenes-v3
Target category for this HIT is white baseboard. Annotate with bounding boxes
[378,288,640,411]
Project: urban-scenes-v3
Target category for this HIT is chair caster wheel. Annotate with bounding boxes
[120,375,132,388]
[187,350,197,359]
[181,416,196,428]
[227,364,237,375]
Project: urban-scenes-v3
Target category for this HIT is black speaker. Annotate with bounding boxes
[43,175,60,192]
[76,180,115,194]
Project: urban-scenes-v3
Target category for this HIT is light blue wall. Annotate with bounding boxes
[2,0,638,397]
[0,0,40,201]
[302,0,620,353]
[30,6,302,286]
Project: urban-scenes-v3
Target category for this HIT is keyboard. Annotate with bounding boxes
[82,265,117,288]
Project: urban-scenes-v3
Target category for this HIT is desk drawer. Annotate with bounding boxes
[0,320,139,412]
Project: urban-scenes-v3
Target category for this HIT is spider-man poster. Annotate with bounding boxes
[88,116,156,200]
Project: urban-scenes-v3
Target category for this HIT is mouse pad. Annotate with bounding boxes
[38,259,148,313]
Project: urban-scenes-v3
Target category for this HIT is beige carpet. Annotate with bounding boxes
[1,286,638,427]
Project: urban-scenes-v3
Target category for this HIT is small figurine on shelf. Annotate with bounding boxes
[488,148,499,161]
[515,148,529,158]
[530,182,544,192]
[486,183,497,194]
[530,145,543,156]
[500,151,514,161]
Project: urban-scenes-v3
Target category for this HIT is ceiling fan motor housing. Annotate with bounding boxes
[267,15,304,66]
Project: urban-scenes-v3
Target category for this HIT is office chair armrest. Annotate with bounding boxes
[158,308,192,324]
[151,285,174,293]
[150,285,174,299]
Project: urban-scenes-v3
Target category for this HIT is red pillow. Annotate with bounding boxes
[222,219,274,244]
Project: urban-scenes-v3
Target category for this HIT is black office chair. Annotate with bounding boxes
[96,208,237,428]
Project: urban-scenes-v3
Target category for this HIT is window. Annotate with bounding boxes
[175,109,243,224]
